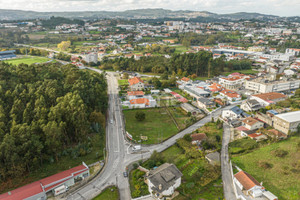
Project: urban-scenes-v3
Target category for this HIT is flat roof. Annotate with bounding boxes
[275,111,300,123]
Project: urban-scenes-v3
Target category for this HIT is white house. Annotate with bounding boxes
[146,163,182,199]
[222,106,249,121]
[234,171,278,200]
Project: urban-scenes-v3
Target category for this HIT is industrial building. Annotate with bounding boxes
[0,162,89,200]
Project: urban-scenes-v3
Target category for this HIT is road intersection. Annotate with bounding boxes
[66,69,237,200]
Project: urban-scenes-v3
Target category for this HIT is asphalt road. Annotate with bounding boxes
[65,69,240,200]
[221,124,236,200]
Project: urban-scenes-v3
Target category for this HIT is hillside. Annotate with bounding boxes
[0,8,279,21]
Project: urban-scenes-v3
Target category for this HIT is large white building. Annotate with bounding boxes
[245,78,300,93]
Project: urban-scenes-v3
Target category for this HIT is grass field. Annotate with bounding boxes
[118,79,129,86]
[124,108,181,144]
[173,45,190,54]
[4,56,51,65]
[93,186,119,200]
[0,133,105,194]
[232,136,300,200]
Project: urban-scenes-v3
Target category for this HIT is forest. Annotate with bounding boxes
[101,51,252,77]
[0,62,107,181]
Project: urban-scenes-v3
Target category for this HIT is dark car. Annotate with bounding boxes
[123,172,128,177]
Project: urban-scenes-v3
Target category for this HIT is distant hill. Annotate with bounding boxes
[0,8,280,21]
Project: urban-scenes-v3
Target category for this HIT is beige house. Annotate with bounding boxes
[273,111,300,134]
[128,77,145,91]
[242,117,264,130]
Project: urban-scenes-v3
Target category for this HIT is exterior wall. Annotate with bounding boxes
[244,122,264,130]
[222,110,238,120]
[273,116,300,134]
[256,113,273,126]
[161,178,181,196]
[233,177,243,191]
[130,82,145,91]
[24,192,46,200]
[246,80,300,93]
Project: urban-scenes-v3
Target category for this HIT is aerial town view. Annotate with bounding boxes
[0,0,299,200]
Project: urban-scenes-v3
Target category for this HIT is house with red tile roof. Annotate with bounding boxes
[190,133,207,145]
[250,92,287,106]
[234,171,264,198]
[128,77,145,91]
[220,89,241,102]
[234,170,278,199]
[0,163,89,200]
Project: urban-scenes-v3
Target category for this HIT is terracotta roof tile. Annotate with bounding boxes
[234,171,261,190]
[128,77,144,86]
[252,92,286,101]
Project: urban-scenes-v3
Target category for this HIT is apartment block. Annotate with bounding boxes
[273,111,300,134]
[245,78,300,93]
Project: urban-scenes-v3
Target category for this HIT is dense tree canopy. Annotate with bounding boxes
[101,51,252,77]
[0,62,107,180]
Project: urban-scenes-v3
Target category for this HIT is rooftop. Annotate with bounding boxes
[147,163,183,193]
[234,171,261,191]
[242,117,261,126]
[275,110,300,123]
[252,92,286,101]
[128,77,144,86]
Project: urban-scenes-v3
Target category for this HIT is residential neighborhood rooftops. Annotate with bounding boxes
[129,98,149,105]
[275,110,300,123]
[127,91,145,96]
[128,77,144,86]
[234,171,261,190]
[252,92,286,101]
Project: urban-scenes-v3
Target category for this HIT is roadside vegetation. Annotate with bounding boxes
[0,62,107,193]
[93,186,119,200]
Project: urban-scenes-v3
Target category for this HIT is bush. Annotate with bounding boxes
[258,161,273,169]
[272,148,288,158]
[135,111,146,121]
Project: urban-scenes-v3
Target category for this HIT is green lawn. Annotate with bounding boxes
[223,69,259,76]
[173,45,190,54]
[4,56,51,65]
[0,133,105,194]
[124,108,179,144]
[93,186,119,200]
[232,136,300,200]
[118,79,129,86]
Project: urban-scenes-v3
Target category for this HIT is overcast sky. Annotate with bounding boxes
[0,0,299,16]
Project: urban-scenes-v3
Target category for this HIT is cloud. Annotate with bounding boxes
[0,0,299,16]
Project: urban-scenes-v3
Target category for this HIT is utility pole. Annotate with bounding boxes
[103,147,106,161]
